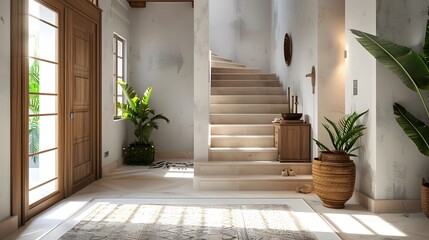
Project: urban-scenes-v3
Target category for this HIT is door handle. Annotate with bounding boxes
[70,112,75,120]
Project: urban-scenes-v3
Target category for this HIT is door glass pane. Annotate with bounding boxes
[28,0,59,206]
[29,59,58,94]
[29,16,58,62]
[29,0,58,26]
[29,150,57,189]
[28,115,57,154]
[29,95,57,115]
[29,179,58,205]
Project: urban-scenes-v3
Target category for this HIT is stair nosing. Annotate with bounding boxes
[197,161,312,166]
[194,175,313,181]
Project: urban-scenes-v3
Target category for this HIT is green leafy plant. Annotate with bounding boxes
[116,80,170,145]
[313,110,368,156]
[352,23,429,157]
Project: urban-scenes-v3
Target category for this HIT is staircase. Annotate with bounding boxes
[193,54,313,191]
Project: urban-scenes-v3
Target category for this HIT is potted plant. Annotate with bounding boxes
[117,80,170,165]
[312,110,368,209]
[352,19,429,217]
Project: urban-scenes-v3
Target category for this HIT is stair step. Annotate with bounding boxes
[211,80,280,87]
[211,61,245,68]
[212,73,276,80]
[211,104,288,114]
[211,135,274,148]
[194,161,312,176]
[211,95,288,104]
[211,124,274,135]
[193,174,313,191]
[212,87,284,95]
[211,55,232,62]
[211,114,280,124]
[212,67,262,74]
[210,147,278,161]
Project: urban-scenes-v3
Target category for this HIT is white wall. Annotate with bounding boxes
[210,0,271,72]
[375,0,429,200]
[317,0,345,151]
[99,0,130,167]
[129,3,194,154]
[345,0,377,198]
[346,0,429,199]
[270,0,345,160]
[270,0,319,157]
[0,0,11,221]
[209,0,239,62]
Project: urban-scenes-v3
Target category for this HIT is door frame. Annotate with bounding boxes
[11,0,102,225]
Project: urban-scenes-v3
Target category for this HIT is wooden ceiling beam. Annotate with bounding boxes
[128,0,194,8]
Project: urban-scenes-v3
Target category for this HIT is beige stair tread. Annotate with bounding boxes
[210,147,277,151]
[197,161,311,166]
[194,175,313,181]
[211,56,232,62]
[211,135,274,138]
[211,124,273,127]
[211,113,280,117]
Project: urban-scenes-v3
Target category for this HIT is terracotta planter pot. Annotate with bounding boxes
[421,178,429,218]
[312,157,356,209]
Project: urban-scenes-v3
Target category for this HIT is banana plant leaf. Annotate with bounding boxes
[351,29,429,92]
[393,103,429,156]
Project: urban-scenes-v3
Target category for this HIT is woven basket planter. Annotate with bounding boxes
[421,179,429,218]
[312,158,356,209]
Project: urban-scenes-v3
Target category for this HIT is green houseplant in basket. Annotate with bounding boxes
[352,18,429,217]
[117,80,170,165]
[312,110,367,209]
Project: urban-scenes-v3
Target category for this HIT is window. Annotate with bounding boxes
[113,34,125,119]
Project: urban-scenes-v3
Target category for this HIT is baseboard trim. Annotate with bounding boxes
[356,191,421,213]
[155,151,193,160]
[102,157,123,177]
[0,216,18,239]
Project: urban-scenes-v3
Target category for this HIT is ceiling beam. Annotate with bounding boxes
[128,0,194,8]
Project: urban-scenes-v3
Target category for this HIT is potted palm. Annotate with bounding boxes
[313,110,367,209]
[352,20,429,217]
[117,80,170,165]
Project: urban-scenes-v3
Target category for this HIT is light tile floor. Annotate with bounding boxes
[5,161,429,240]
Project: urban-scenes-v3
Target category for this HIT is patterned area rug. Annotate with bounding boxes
[59,203,317,240]
[149,161,194,169]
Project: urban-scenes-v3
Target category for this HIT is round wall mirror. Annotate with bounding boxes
[284,33,292,66]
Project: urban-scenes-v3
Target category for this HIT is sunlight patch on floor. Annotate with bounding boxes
[45,201,88,220]
[323,213,407,237]
[163,168,194,178]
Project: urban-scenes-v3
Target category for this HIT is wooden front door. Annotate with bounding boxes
[11,0,101,224]
[65,9,99,196]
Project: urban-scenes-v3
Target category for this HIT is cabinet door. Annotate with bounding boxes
[283,126,301,160]
[299,125,310,160]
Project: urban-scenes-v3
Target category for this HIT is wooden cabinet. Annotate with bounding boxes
[274,121,311,162]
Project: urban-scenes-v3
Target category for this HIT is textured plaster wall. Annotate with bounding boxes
[345,0,377,198]
[270,0,345,160]
[0,0,10,221]
[129,3,194,153]
[317,0,345,152]
[375,0,429,199]
[270,0,319,158]
[210,0,271,71]
[346,0,429,199]
[99,0,130,167]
